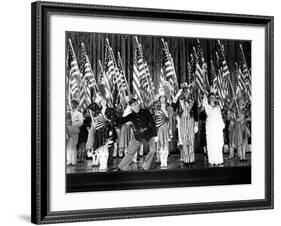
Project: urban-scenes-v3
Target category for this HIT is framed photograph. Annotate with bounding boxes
[31,1,274,224]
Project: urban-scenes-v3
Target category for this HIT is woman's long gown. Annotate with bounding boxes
[203,97,225,165]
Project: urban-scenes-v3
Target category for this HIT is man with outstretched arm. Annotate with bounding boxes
[114,98,158,171]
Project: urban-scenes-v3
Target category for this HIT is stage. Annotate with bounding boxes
[66,153,251,192]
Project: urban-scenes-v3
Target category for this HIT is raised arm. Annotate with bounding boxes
[202,94,210,114]
[172,89,183,104]
[117,112,133,125]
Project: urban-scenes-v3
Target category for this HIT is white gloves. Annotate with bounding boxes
[194,126,198,134]
[173,89,183,102]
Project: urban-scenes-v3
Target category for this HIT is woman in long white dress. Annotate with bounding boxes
[203,93,225,166]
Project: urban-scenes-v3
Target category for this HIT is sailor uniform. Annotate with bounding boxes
[117,109,157,170]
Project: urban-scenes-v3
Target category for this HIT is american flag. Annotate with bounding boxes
[196,39,205,68]
[80,43,98,100]
[210,60,217,86]
[159,67,166,90]
[98,60,113,106]
[117,52,129,98]
[195,62,205,94]
[104,39,118,90]
[67,39,80,98]
[239,44,251,76]
[135,40,151,105]
[197,40,210,90]
[236,63,251,101]
[139,44,155,98]
[212,60,225,103]
[217,41,230,83]
[239,44,251,93]
[79,77,91,112]
[215,69,225,108]
[192,47,205,95]
[210,60,220,100]
[190,53,197,74]
[132,63,143,104]
[216,44,230,100]
[186,61,193,85]
[161,39,178,96]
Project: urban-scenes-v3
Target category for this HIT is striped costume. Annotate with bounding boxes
[155,105,172,168]
[172,98,196,163]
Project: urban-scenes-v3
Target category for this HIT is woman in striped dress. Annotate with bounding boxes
[88,97,117,171]
[172,87,196,164]
[155,95,172,168]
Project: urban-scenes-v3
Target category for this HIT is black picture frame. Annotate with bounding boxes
[31,1,274,224]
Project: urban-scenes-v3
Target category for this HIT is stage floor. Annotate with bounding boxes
[67,153,251,174]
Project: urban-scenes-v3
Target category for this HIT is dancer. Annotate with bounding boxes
[228,95,250,161]
[116,96,135,158]
[172,84,198,164]
[202,93,225,166]
[87,95,117,171]
[154,92,173,168]
[77,111,91,163]
[114,98,158,171]
[66,99,83,166]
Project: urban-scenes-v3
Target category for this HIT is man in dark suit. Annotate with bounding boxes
[115,98,158,171]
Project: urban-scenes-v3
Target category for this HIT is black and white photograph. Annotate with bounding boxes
[29,0,274,224]
[65,32,252,192]
[0,0,279,225]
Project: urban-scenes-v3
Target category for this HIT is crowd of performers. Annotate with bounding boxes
[66,81,251,172]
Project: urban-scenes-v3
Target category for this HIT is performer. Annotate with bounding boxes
[244,100,252,154]
[114,98,158,171]
[198,107,207,155]
[66,99,83,166]
[228,96,250,161]
[172,84,198,164]
[116,96,135,158]
[154,91,173,168]
[77,111,92,163]
[87,95,117,171]
[202,93,225,166]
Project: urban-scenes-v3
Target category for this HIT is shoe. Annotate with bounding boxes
[112,167,122,172]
